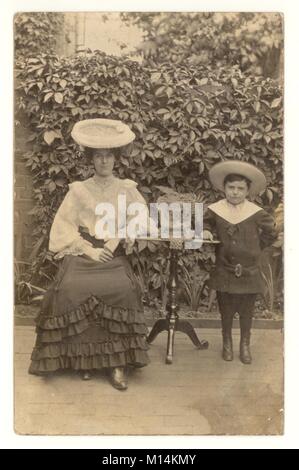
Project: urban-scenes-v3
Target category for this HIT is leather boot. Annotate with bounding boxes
[238,295,256,364]
[222,333,233,361]
[221,312,234,361]
[240,332,252,364]
[109,367,128,391]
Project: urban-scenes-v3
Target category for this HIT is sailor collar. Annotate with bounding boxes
[208,198,262,225]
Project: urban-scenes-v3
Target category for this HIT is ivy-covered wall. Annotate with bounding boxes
[15,50,283,305]
[14,13,283,310]
[14,13,65,262]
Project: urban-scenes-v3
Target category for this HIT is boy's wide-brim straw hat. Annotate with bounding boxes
[209,160,267,196]
[71,118,136,149]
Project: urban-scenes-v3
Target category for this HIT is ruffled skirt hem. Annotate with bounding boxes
[29,293,150,374]
[29,348,149,374]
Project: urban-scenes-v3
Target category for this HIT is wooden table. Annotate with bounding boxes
[140,238,219,364]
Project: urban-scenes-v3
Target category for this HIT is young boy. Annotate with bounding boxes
[203,160,278,364]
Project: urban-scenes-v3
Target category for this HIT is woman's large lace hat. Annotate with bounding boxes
[209,160,266,197]
[71,118,136,149]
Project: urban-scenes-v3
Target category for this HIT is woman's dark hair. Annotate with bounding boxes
[224,173,251,189]
[84,145,131,158]
[84,147,119,158]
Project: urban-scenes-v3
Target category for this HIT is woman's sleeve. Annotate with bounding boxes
[124,180,157,238]
[49,184,95,258]
[256,209,278,249]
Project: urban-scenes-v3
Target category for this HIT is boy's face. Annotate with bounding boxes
[224,179,249,205]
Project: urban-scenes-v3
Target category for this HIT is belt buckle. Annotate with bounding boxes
[235,263,242,277]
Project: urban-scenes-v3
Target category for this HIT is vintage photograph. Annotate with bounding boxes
[14,11,283,435]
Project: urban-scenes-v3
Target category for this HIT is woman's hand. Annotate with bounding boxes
[98,247,114,263]
[83,246,113,262]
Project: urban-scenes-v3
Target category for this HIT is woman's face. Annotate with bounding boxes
[92,149,115,177]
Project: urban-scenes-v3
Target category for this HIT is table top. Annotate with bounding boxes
[136,237,220,244]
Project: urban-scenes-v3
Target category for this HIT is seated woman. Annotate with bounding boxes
[28,119,150,391]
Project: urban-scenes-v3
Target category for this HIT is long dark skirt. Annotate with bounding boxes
[28,254,150,374]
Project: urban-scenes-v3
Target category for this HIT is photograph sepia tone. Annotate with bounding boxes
[14,11,283,435]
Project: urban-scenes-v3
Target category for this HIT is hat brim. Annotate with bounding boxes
[71,118,136,149]
[209,160,267,196]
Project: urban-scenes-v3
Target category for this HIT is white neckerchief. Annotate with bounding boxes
[208,198,262,225]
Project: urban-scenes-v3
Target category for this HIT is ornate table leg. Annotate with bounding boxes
[176,320,209,349]
[147,246,209,363]
[147,319,168,344]
[165,250,179,364]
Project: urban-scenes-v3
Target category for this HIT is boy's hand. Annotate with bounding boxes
[202,230,214,241]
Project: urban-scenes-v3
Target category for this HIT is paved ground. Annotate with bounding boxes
[14,326,283,436]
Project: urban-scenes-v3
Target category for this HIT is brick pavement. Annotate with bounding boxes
[14,326,283,435]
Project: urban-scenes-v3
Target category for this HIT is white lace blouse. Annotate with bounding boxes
[49,176,149,259]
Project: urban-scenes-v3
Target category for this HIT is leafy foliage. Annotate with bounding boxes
[260,203,284,312]
[14,13,63,59]
[121,12,283,79]
[15,48,283,307]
